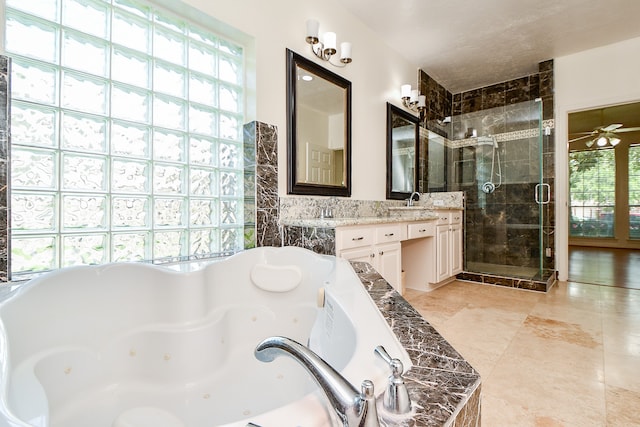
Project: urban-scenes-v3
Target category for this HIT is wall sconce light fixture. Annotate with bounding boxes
[400,84,426,115]
[305,19,352,67]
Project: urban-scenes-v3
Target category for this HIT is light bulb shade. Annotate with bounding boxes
[323,32,336,54]
[609,136,621,146]
[340,42,352,61]
[410,89,419,103]
[401,85,411,98]
[418,95,426,108]
[306,19,319,43]
[596,136,608,146]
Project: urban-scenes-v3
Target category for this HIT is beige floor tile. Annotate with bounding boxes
[604,352,640,393]
[605,385,640,426]
[483,357,606,426]
[403,280,640,427]
[602,307,640,349]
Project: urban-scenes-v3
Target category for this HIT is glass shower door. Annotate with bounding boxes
[458,99,550,281]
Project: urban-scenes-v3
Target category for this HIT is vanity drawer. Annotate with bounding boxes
[450,211,463,224]
[337,226,374,250]
[407,221,436,239]
[375,224,403,244]
[436,213,450,226]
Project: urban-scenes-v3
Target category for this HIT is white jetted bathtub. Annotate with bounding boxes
[0,246,411,427]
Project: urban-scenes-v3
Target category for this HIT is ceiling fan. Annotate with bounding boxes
[569,123,640,147]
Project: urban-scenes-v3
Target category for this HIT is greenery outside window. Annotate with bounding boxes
[5,0,246,278]
[569,148,616,238]
[629,144,640,239]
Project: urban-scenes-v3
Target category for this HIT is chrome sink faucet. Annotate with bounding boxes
[255,336,380,427]
[407,191,420,207]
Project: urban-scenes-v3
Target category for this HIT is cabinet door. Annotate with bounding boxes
[450,223,463,275]
[436,224,450,282]
[376,242,402,293]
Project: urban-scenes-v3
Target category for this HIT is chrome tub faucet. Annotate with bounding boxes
[255,336,380,427]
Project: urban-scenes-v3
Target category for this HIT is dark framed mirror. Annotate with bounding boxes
[286,49,352,196]
[386,103,419,199]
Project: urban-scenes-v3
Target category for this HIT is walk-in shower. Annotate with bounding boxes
[427,99,555,290]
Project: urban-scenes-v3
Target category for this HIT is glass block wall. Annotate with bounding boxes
[4,1,246,278]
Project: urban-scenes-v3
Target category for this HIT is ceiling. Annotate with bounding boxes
[338,0,640,94]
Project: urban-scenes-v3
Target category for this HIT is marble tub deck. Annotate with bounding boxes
[352,261,481,426]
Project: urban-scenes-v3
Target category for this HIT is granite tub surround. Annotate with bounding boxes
[353,261,481,427]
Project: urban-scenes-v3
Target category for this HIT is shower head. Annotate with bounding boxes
[435,116,452,126]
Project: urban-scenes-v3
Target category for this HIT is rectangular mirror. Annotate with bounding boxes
[386,103,419,199]
[286,49,351,196]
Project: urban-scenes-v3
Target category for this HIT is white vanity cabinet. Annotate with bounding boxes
[331,209,463,294]
[435,210,463,283]
[336,223,403,292]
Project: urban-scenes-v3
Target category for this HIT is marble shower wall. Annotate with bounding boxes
[0,56,9,282]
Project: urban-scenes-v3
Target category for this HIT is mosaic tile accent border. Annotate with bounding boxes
[0,56,9,282]
[450,120,555,149]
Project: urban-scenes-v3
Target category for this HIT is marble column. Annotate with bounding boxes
[0,56,10,282]
[243,121,281,248]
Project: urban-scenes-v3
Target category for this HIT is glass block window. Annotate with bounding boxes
[569,148,615,238]
[6,0,245,278]
[629,144,640,239]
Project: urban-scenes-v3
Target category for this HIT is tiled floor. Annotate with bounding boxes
[404,280,640,426]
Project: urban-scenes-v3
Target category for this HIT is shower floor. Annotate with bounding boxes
[466,262,539,280]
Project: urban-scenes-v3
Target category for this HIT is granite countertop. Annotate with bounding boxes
[352,261,481,426]
[279,206,463,228]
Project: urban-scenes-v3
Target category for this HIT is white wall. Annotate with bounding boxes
[184,0,419,200]
[555,36,640,281]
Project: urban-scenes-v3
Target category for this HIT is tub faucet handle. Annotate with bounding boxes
[374,345,412,414]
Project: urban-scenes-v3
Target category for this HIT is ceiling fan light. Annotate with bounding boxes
[596,136,608,146]
[585,139,595,148]
[609,136,621,146]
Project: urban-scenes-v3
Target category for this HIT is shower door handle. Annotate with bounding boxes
[535,183,551,205]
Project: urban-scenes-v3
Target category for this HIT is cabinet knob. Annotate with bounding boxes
[379,251,384,255]
[370,253,375,258]
[384,233,394,237]
[419,229,426,233]
[352,236,364,241]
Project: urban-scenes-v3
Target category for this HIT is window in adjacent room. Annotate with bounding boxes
[629,144,640,239]
[5,0,246,278]
[569,148,616,238]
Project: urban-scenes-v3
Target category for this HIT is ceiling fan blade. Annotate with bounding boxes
[602,123,623,132]
[569,131,595,136]
[568,134,594,143]
[614,127,640,133]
